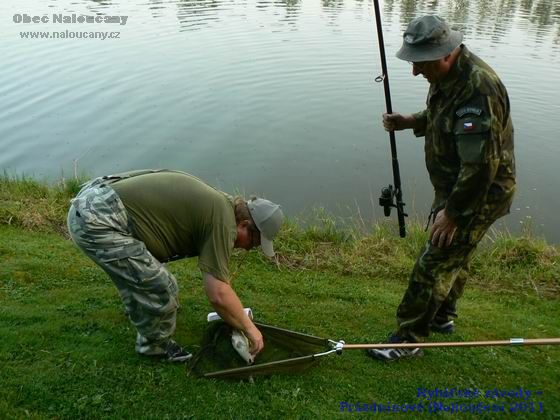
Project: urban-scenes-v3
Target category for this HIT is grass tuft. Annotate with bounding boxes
[0,172,87,235]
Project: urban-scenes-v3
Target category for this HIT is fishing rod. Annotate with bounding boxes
[373,0,407,238]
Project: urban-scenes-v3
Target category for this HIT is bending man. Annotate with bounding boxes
[67,169,284,362]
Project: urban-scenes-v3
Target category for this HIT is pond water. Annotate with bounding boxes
[1,0,559,242]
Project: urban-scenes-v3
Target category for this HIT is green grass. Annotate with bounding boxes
[0,171,85,235]
[1,176,560,419]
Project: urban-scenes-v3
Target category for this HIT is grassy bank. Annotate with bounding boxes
[1,175,560,418]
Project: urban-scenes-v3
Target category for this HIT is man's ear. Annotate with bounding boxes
[238,220,251,228]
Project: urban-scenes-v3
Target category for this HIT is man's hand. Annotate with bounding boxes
[203,272,264,356]
[245,324,264,355]
[382,113,416,132]
[429,209,458,248]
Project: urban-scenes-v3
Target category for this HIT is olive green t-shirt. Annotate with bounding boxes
[111,171,236,282]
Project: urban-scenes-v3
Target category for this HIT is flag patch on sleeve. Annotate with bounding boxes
[463,122,474,131]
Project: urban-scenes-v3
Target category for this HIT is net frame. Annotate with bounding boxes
[188,321,333,380]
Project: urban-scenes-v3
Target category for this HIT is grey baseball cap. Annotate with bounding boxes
[247,197,284,257]
[396,15,463,62]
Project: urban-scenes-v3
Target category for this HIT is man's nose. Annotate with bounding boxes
[412,64,422,76]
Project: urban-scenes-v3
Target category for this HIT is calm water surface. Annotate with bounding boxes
[1,0,559,241]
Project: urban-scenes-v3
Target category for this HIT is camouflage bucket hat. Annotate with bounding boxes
[396,15,463,62]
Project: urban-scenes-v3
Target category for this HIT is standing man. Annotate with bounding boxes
[368,15,515,361]
[67,169,284,362]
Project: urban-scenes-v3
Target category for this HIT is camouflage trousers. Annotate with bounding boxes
[396,195,513,338]
[67,177,179,355]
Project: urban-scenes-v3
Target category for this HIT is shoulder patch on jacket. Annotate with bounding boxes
[453,113,491,163]
[456,106,483,118]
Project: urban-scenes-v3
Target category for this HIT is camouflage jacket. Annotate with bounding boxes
[412,45,516,228]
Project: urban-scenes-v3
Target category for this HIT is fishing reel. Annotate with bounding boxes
[379,185,396,217]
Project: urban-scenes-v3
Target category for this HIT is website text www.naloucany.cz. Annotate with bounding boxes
[19,30,120,40]
[14,13,127,40]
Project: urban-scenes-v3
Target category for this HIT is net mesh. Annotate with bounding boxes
[187,321,331,380]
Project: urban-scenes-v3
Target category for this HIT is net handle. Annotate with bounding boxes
[338,338,560,350]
